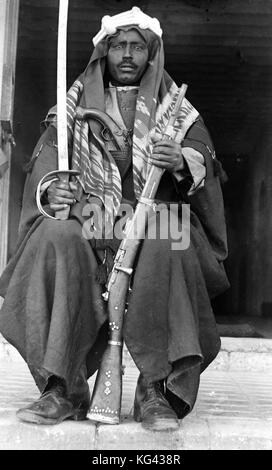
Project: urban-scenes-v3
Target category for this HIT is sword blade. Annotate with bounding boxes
[57,0,69,172]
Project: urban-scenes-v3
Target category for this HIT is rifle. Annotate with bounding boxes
[84,83,189,424]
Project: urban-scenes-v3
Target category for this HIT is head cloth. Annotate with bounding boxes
[92,6,162,47]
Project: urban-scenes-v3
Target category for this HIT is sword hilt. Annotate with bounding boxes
[55,171,71,221]
[36,169,80,221]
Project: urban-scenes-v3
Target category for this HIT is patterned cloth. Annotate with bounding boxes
[48,78,199,227]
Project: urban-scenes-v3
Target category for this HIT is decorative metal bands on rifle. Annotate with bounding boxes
[88,368,118,419]
[89,405,118,416]
[108,340,122,347]
[137,196,157,211]
[109,321,119,331]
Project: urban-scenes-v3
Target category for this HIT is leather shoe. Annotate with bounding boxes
[134,375,179,432]
[16,387,88,425]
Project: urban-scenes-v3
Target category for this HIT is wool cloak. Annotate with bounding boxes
[0,26,229,417]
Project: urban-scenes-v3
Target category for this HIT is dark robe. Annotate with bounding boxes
[0,113,229,418]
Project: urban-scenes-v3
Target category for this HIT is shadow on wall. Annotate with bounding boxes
[8,60,48,258]
[214,123,272,320]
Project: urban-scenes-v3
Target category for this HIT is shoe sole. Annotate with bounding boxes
[134,407,180,432]
[141,418,180,432]
[16,409,87,425]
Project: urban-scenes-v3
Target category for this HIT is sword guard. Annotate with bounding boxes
[36,169,80,220]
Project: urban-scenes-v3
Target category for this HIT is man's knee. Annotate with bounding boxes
[39,219,82,245]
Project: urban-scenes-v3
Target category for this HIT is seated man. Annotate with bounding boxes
[0,7,229,431]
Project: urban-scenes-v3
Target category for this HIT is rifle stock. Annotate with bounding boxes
[88,84,188,424]
[87,190,158,423]
[87,269,130,423]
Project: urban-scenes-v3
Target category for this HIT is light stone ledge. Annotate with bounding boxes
[0,412,96,450]
[95,415,272,450]
[0,415,271,450]
[96,418,184,450]
[207,417,272,450]
[221,337,272,353]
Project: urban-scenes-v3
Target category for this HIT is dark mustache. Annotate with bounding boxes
[118,61,137,68]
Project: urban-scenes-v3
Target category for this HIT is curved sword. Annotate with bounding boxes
[56,0,70,220]
[36,0,78,221]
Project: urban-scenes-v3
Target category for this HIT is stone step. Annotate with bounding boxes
[0,357,272,450]
[1,335,272,449]
[1,336,272,372]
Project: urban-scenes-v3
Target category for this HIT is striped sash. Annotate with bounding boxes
[49,79,199,227]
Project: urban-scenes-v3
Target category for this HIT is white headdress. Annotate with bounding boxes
[92,6,162,47]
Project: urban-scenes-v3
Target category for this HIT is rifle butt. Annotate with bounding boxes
[88,343,123,424]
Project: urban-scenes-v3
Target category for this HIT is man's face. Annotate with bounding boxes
[107,29,149,86]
